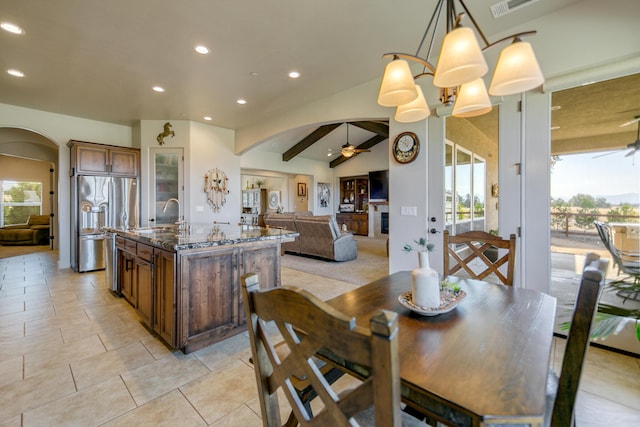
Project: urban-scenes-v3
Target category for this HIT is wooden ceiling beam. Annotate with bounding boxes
[282,123,341,162]
[329,134,387,168]
[350,121,389,138]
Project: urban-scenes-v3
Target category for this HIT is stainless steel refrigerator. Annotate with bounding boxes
[71,175,139,272]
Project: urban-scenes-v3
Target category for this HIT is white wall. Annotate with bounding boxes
[0,103,132,269]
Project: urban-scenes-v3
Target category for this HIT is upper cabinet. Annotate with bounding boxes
[68,140,140,177]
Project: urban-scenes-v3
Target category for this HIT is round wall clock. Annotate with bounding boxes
[392,131,419,164]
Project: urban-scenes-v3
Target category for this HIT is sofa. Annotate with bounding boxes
[263,212,357,261]
[0,215,50,246]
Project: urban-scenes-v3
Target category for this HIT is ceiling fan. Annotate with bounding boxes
[620,116,640,158]
[340,123,370,158]
[593,116,640,159]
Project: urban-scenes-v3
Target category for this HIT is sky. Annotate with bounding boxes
[551,151,640,204]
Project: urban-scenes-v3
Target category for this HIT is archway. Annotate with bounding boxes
[0,127,59,253]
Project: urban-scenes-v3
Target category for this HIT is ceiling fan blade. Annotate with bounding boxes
[592,151,617,159]
[619,116,640,127]
[624,148,637,157]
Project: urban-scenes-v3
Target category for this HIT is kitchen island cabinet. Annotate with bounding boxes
[109,224,296,353]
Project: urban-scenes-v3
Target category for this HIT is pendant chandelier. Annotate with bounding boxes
[378,0,544,121]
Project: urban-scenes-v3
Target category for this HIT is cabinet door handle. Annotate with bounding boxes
[125,259,132,271]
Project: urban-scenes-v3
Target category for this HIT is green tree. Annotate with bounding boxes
[550,197,569,230]
[607,203,639,223]
[568,193,596,208]
[2,182,42,225]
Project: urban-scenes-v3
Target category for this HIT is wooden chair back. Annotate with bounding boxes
[443,230,516,286]
[241,273,403,427]
[551,256,604,427]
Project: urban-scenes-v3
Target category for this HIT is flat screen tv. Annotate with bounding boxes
[368,170,388,201]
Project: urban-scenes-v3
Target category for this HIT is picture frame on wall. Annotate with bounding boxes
[318,182,330,208]
[297,182,307,197]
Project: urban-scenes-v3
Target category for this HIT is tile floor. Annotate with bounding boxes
[0,250,639,426]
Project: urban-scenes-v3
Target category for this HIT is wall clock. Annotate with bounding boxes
[392,131,419,164]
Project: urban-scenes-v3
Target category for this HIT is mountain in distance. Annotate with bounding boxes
[598,193,640,207]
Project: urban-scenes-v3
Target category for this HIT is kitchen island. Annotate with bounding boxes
[107,224,298,353]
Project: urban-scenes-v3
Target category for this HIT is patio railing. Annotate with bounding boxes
[551,212,639,237]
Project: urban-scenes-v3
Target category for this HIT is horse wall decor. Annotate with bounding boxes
[157,122,175,145]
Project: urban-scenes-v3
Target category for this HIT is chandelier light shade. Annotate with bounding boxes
[433,27,488,88]
[489,39,544,96]
[452,78,492,118]
[341,145,356,158]
[377,59,419,107]
[395,85,430,123]
[376,0,544,122]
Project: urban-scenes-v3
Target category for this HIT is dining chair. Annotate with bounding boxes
[495,253,605,427]
[443,230,516,286]
[241,273,426,427]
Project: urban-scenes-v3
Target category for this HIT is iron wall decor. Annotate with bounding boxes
[205,168,229,212]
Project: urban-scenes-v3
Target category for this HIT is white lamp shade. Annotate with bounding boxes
[377,59,419,107]
[452,78,492,118]
[433,27,488,88]
[489,40,544,96]
[395,85,431,123]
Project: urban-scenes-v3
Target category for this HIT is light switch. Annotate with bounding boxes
[401,206,417,216]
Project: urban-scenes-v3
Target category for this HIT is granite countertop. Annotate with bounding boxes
[105,223,298,251]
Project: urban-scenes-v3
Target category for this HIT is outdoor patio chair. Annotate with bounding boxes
[443,230,516,286]
[594,221,640,301]
[241,272,425,427]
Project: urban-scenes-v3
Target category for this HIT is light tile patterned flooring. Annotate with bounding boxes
[0,250,639,426]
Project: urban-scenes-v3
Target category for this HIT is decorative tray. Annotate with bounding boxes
[398,290,466,316]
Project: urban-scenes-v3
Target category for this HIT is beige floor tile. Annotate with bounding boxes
[22,376,136,426]
[0,356,23,388]
[0,329,63,359]
[0,300,23,316]
[208,404,263,427]
[0,365,75,422]
[101,389,207,427]
[181,358,257,424]
[61,316,128,343]
[98,321,156,351]
[24,334,106,378]
[194,333,253,372]
[71,340,155,390]
[0,414,21,427]
[140,335,174,360]
[576,390,640,427]
[0,322,23,340]
[121,352,210,406]
[0,305,55,328]
[23,308,89,337]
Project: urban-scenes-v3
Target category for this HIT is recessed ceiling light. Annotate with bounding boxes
[237,99,247,105]
[195,45,209,55]
[551,105,561,111]
[551,126,560,130]
[203,116,212,121]
[289,71,300,79]
[1,22,24,35]
[7,69,24,77]
[152,86,165,92]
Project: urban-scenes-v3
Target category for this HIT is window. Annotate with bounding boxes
[0,180,43,226]
[445,142,486,234]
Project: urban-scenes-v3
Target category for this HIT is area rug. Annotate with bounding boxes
[280,235,389,286]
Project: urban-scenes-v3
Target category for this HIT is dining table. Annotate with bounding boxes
[324,270,557,427]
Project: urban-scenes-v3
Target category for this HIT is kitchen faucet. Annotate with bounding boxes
[161,198,188,235]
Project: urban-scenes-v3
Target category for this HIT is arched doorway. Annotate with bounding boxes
[0,127,59,254]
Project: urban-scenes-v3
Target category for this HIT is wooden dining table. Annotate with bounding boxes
[324,271,557,427]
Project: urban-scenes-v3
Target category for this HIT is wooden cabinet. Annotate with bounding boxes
[241,188,267,226]
[336,213,369,236]
[338,175,368,235]
[69,140,139,177]
[178,241,281,353]
[153,248,176,347]
[115,237,153,327]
